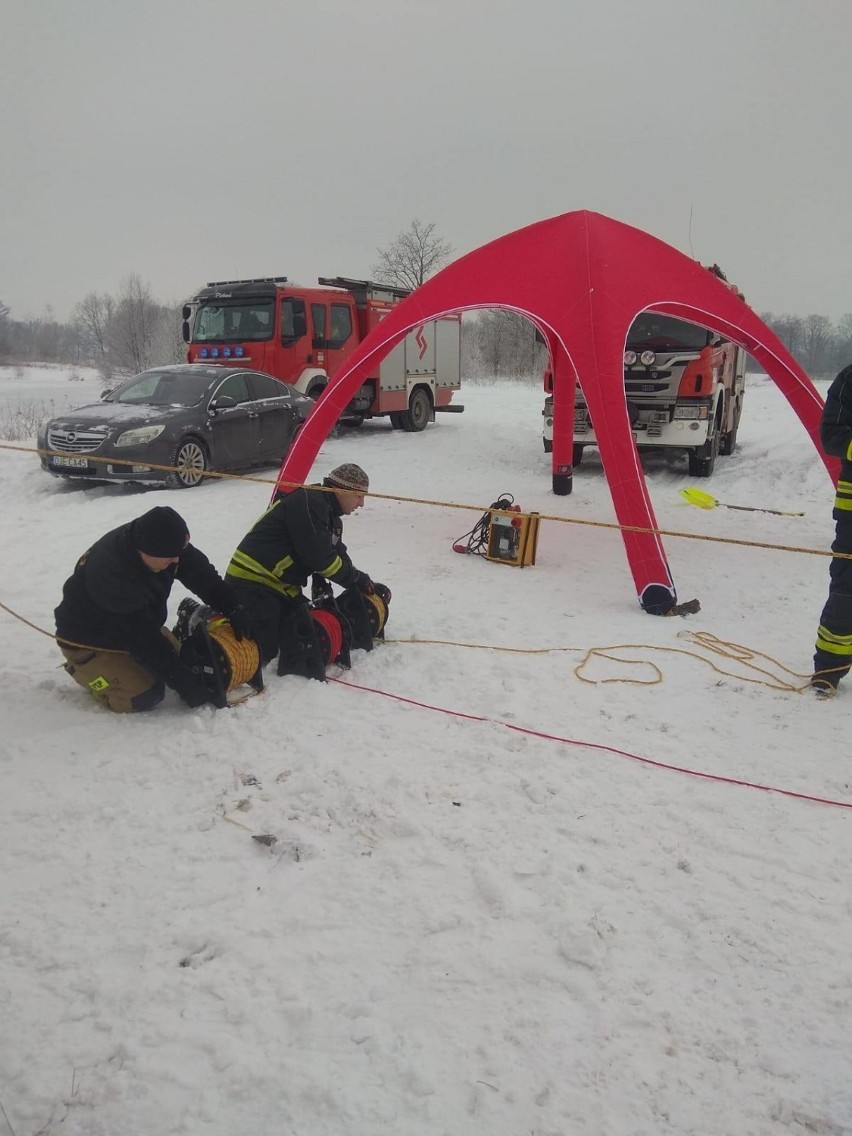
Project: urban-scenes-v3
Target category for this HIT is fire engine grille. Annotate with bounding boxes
[47,428,106,454]
[625,380,670,394]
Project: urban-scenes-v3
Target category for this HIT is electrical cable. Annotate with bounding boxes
[452,493,515,556]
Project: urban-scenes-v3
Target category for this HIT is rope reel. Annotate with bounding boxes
[310,607,345,665]
[174,599,264,708]
[362,591,389,637]
[277,584,391,681]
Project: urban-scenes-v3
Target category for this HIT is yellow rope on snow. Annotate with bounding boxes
[384,632,816,694]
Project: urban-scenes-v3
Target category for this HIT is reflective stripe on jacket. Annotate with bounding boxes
[226,486,359,596]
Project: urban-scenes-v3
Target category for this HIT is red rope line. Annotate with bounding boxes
[330,677,852,812]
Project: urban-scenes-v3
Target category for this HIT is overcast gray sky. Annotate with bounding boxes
[1,0,850,323]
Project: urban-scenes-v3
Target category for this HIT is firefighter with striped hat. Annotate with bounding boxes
[226,463,390,666]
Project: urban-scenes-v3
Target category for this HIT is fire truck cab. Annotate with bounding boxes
[542,313,746,478]
[182,275,462,431]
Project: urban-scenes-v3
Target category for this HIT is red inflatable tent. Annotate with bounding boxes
[274,210,833,614]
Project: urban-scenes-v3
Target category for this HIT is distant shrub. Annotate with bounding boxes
[0,399,56,441]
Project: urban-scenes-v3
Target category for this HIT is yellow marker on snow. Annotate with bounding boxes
[679,487,803,517]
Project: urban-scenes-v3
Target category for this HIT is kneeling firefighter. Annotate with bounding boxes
[55,506,255,712]
[225,463,390,667]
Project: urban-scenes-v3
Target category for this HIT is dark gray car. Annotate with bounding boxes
[38,364,313,488]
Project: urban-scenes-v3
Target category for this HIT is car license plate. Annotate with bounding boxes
[51,455,89,469]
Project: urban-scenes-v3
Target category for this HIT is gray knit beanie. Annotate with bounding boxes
[324,463,369,492]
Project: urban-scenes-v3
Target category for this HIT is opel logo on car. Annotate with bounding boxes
[67,432,77,443]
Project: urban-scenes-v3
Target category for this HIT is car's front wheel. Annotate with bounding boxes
[166,438,209,488]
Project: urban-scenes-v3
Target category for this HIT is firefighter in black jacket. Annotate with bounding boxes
[813,362,852,694]
[226,462,388,665]
[56,506,254,712]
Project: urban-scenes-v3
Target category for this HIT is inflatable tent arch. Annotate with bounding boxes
[275,210,834,615]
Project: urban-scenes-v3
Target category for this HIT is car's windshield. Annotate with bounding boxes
[193,301,274,343]
[109,371,211,407]
[627,314,712,351]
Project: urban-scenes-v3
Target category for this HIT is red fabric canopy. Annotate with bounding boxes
[275,210,833,613]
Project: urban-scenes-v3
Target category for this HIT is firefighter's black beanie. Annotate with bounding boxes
[134,507,189,557]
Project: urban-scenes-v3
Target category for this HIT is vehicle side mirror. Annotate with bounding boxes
[100,388,113,400]
[210,395,237,413]
[181,320,191,344]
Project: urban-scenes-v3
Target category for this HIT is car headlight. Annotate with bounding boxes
[115,425,166,448]
[624,350,637,365]
[639,350,656,366]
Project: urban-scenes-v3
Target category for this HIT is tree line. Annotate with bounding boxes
[0,276,185,380]
[1,219,850,380]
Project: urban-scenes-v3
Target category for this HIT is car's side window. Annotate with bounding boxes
[214,374,252,404]
[248,373,286,401]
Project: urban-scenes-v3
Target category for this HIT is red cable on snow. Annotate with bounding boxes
[330,677,852,812]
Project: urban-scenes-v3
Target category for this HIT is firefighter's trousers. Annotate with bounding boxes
[228,581,306,665]
[813,517,852,687]
[59,629,180,713]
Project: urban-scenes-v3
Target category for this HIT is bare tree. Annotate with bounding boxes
[0,299,10,362]
[107,274,162,375]
[801,313,834,376]
[150,300,188,366]
[833,314,852,372]
[466,309,544,379]
[372,219,454,291]
[761,312,806,360]
[73,291,115,375]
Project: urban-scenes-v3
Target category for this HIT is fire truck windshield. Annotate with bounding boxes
[627,314,712,351]
[193,301,274,343]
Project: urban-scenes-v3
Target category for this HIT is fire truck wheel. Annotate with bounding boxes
[572,443,585,466]
[166,438,209,488]
[719,399,741,456]
[399,387,432,432]
[687,427,720,478]
[390,413,405,430]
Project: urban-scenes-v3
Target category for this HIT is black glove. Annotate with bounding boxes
[311,574,334,602]
[372,582,392,604]
[353,572,374,595]
[167,663,211,708]
[227,604,254,642]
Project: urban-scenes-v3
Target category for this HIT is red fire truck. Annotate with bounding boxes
[542,313,746,478]
[182,275,462,430]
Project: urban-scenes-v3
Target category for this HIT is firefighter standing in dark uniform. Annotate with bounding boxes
[226,462,389,665]
[813,362,852,694]
[56,506,254,712]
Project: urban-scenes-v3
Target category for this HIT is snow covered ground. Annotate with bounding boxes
[0,364,849,1136]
